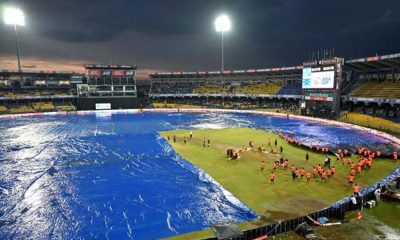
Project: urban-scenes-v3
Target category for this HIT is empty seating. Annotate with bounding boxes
[32,102,55,111]
[238,82,282,94]
[0,105,8,113]
[193,84,229,94]
[8,103,35,113]
[351,79,400,99]
[277,81,302,95]
[54,101,75,111]
[192,82,283,95]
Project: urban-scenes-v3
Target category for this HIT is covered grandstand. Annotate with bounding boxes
[149,66,303,112]
[341,53,400,119]
[149,52,400,120]
[0,52,399,119]
[149,66,303,97]
[149,66,302,113]
[0,70,81,114]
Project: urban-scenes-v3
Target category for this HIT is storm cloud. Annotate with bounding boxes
[0,0,399,75]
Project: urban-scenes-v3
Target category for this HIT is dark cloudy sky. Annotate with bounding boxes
[0,0,400,76]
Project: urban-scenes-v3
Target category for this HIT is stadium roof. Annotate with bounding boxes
[149,65,303,78]
[0,69,80,77]
[150,52,400,78]
[85,64,137,70]
[344,53,400,71]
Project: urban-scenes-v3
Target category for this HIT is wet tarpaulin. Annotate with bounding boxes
[0,111,398,240]
[211,222,243,239]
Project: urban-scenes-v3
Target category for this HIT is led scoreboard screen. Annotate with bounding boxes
[302,66,335,89]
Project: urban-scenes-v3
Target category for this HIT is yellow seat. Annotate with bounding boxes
[351,79,400,98]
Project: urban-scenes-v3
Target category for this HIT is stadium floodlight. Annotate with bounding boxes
[214,15,231,72]
[215,15,231,32]
[4,7,25,26]
[3,7,25,79]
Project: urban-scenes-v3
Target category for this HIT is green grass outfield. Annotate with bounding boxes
[160,128,399,239]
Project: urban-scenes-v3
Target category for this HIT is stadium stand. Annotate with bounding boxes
[193,83,229,94]
[237,82,283,94]
[54,101,76,111]
[339,112,400,135]
[32,102,55,111]
[8,103,35,114]
[152,97,300,113]
[0,105,8,114]
[152,81,288,95]
[277,81,302,95]
[192,81,284,95]
[350,79,400,99]
[151,82,195,94]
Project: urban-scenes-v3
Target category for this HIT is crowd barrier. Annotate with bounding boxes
[203,158,400,239]
[204,191,377,240]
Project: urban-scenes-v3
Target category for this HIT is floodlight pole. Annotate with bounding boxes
[13,24,22,77]
[221,31,224,72]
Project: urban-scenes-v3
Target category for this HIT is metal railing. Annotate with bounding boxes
[205,192,375,240]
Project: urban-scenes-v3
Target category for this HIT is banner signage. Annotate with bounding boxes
[95,103,111,110]
[112,70,125,76]
[87,70,101,77]
[305,92,334,101]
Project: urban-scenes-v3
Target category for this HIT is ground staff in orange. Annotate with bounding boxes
[284,159,289,170]
[312,167,318,178]
[353,183,360,195]
[260,161,266,171]
[269,172,275,184]
[306,172,311,182]
[331,166,336,177]
[299,168,305,179]
[321,172,327,182]
[327,169,332,179]
[357,165,362,174]
[348,175,354,185]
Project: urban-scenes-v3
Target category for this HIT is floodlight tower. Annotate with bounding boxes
[214,15,231,72]
[3,7,25,78]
